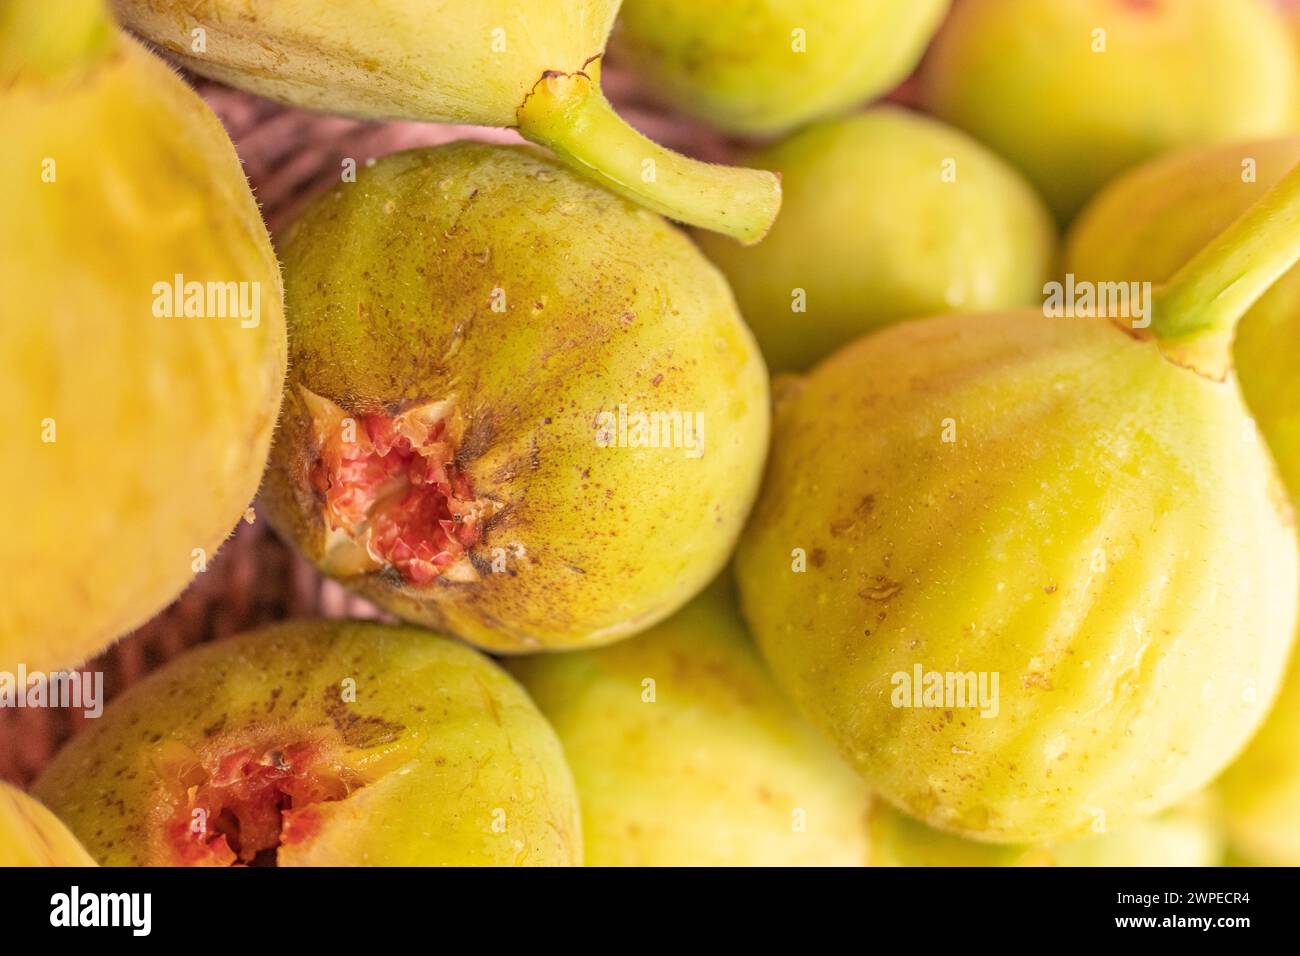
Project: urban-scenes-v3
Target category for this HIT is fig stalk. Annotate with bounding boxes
[517,59,781,245]
[1152,159,1300,375]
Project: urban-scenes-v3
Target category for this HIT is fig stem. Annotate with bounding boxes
[516,58,782,245]
[0,0,115,82]
[1152,158,1300,370]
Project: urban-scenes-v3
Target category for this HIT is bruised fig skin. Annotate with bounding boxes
[110,0,781,242]
[509,579,870,866]
[610,0,948,137]
[696,107,1057,373]
[0,0,286,675]
[34,621,582,866]
[262,143,769,653]
[866,795,1222,868]
[919,0,1299,222]
[0,782,97,867]
[736,160,1300,842]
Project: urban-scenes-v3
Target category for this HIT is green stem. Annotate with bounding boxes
[1152,158,1300,375]
[0,0,115,82]
[516,58,782,245]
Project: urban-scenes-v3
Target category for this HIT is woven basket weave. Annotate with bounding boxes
[0,62,759,788]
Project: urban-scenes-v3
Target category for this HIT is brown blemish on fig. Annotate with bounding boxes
[321,688,405,749]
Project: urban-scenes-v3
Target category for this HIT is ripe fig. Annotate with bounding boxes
[261,143,769,653]
[919,0,1298,222]
[33,621,582,866]
[0,0,286,675]
[696,107,1057,373]
[735,161,1300,845]
[1065,137,1300,503]
[509,579,869,866]
[0,782,96,867]
[866,795,1222,867]
[610,0,948,136]
[109,0,780,242]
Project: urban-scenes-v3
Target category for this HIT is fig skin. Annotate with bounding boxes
[262,143,769,653]
[610,0,948,137]
[509,579,870,866]
[33,620,582,866]
[696,107,1057,373]
[866,794,1223,868]
[0,782,97,867]
[108,0,781,242]
[735,310,1298,845]
[919,0,1298,222]
[1217,654,1300,866]
[1065,137,1300,505]
[0,8,286,674]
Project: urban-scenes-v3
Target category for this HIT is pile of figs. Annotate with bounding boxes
[2,0,1298,868]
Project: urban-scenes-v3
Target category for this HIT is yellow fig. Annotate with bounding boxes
[735,160,1300,845]
[866,794,1222,868]
[0,0,286,675]
[919,0,1298,222]
[509,580,870,866]
[1065,137,1300,503]
[34,620,582,866]
[696,107,1057,373]
[110,0,780,242]
[261,143,769,653]
[610,0,948,136]
[0,782,97,867]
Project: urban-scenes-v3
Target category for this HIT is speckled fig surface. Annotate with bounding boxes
[262,142,769,653]
[34,620,582,866]
[736,309,1297,844]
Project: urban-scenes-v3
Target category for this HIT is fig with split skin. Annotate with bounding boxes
[509,579,870,866]
[261,142,770,653]
[33,621,582,866]
[735,158,1300,846]
[0,0,286,675]
[610,0,949,137]
[866,794,1223,868]
[109,0,780,243]
[919,0,1299,222]
[0,782,97,867]
[696,106,1057,374]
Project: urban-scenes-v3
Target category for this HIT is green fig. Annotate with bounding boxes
[509,579,869,866]
[0,782,97,867]
[735,160,1300,845]
[261,142,769,653]
[696,106,1057,373]
[0,0,286,675]
[919,0,1298,222]
[109,0,780,242]
[34,620,582,866]
[1065,137,1300,503]
[610,0,948,136]
[867,794,1222,867]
